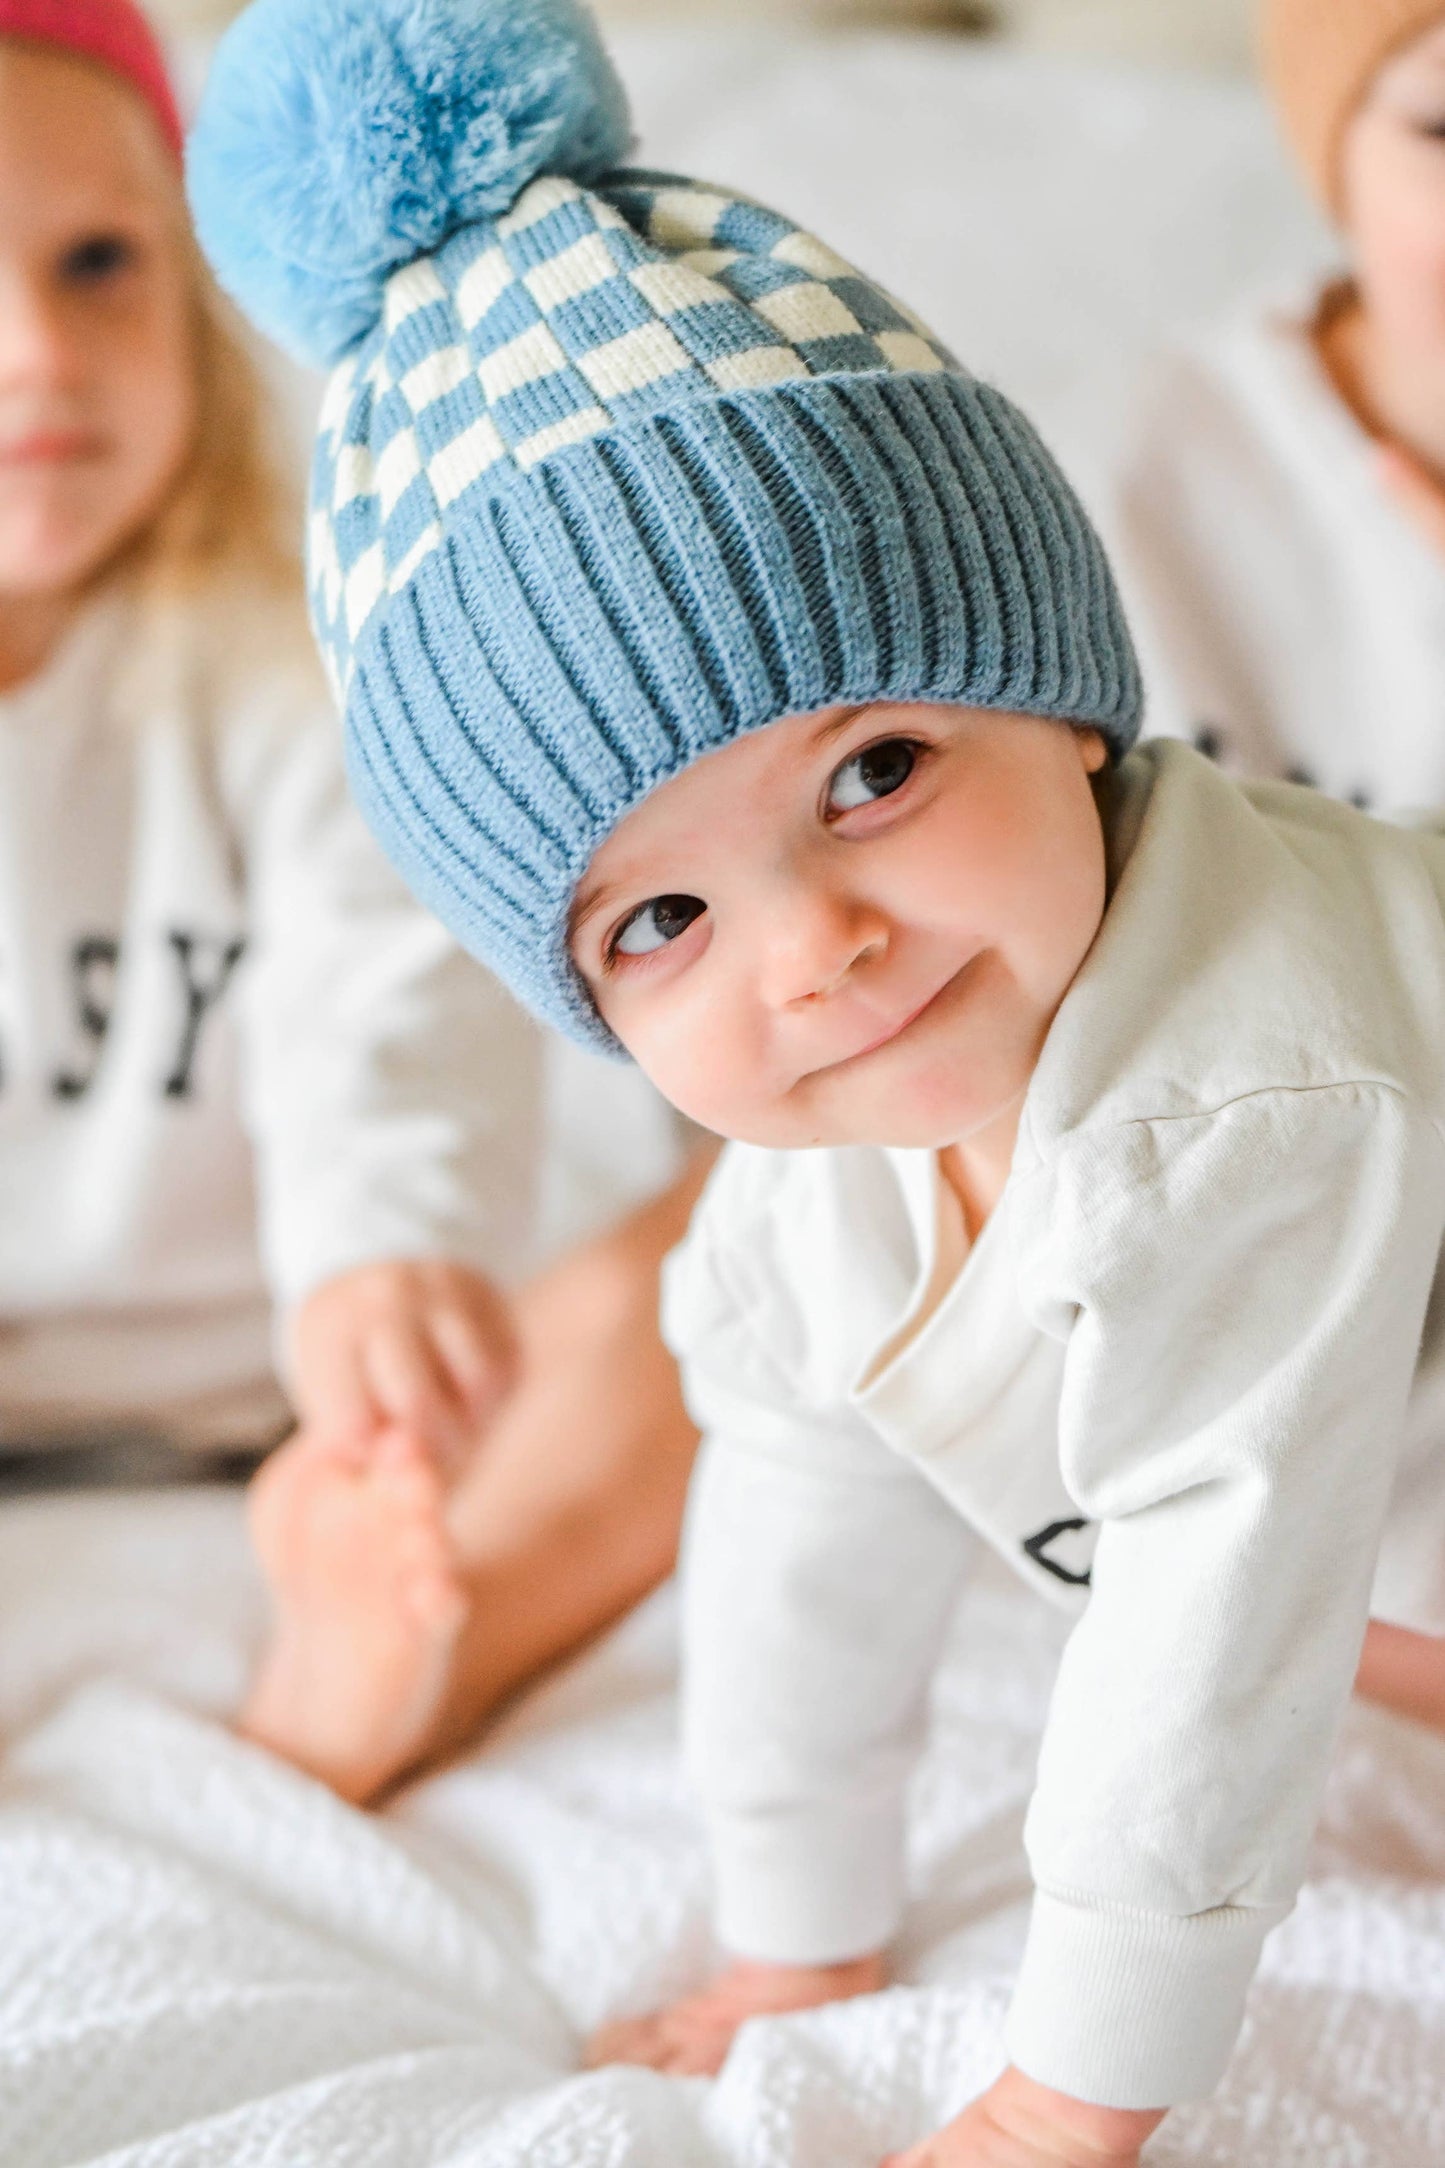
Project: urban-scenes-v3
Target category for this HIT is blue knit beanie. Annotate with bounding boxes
[189,0,1142,1052]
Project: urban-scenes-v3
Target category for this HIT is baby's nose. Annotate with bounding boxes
[758,889,888,1010]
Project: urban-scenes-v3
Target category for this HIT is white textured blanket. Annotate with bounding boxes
[0,1484,1441,2168]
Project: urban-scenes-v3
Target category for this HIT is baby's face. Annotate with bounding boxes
[1342,19,1445,423]
[569,702,1108,1151]
[0,44,196,601]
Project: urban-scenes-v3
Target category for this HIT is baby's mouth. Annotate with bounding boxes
[822,966,968,1075]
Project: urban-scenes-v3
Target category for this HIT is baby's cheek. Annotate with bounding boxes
[629,1009,760,1141]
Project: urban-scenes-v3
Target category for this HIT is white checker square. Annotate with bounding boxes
[388,521,442,593]
[677,248,740,278]
[628,260,728,318]
[308,508,342,614]
[770,231,857,283]
[476,320,570,403]
[344,541,386,639]
[705,346,809,393]
[874,331,947,374]
[754,281,864,343]
[456,245,512,331]
[646,188,735,252]
[375,426,422,517]
[318,358,356,439]
[524,232,620,311]
[575,322,692,402]
[331,441,373,512]
[402,343,472,414]
[428,414,507,507]
[513,405,611,468]
[498,174,584,237]
[384,256,447,331]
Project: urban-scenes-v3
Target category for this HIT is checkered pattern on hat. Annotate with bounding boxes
[309,168,960,700]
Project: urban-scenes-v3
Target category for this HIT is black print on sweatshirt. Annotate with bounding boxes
[51,935,121,1099]
[1022,1517,1095,1588]
[44,928,246,1103]
[162,931,246,1099]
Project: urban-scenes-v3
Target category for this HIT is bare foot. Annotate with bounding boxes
[586,1954,888,2076]
[239,1426,468,1802]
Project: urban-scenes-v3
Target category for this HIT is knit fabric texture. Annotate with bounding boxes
[301,164,1139,1048]
[1262,0,1445,212]
[0,0,183,158]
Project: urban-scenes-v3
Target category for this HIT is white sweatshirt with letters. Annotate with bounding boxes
[0,579,542,1452]
[663,740,1445,2109]
[1060,290,1445,813]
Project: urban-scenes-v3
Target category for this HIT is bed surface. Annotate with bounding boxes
[1,1483,1442,2166]
[4,32,1440,2168]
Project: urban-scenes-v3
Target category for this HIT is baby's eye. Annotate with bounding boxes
[612,893,706,958]
[61,234,136,286]
[827,737,919,814]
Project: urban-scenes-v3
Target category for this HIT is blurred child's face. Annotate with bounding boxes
[570,703,1108,1152]
[1340,19,1445,434]
[0,44,196,600]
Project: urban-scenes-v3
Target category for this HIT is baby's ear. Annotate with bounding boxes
[1076,727,1110,775]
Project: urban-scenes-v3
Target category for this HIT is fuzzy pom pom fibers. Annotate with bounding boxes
[187,0,632,368]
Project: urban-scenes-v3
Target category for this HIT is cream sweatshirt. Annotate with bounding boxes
[663,739,1445,2110]
[0,580,541,1452]
[1059,290,1445,814]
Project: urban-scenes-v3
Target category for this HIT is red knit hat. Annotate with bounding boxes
[0,0,183,159]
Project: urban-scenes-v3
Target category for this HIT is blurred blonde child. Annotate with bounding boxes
[0,0,702,1804]
[1072,0,1445,820]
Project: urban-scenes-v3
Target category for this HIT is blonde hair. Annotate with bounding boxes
[1261,0,1445,214]
[131,223,306,606]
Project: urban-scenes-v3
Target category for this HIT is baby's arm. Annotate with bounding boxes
[1003,1085,1445,2114]
[589,1409,1158,2162]
[588,1186,974,2068]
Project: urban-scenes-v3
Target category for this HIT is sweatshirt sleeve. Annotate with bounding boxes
[231,683,545,1316]
[664,1157,976,1965]
[1005,1082,1445,2109]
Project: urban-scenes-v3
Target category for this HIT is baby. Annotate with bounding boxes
[192,1,1445,2160]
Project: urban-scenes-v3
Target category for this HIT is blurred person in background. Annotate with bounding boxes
[0,0,705,1804]
[1071,0,1445,820]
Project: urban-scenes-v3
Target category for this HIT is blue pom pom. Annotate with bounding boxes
[187,0,632,368]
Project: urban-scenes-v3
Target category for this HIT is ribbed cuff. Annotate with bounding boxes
[1005,1890,1285,2109]
[710,1799,906,1966]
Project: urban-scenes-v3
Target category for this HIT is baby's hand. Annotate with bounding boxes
[882,2066,1165,2168]
[290,1258,518,1465]
[586,1952,888,2077]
